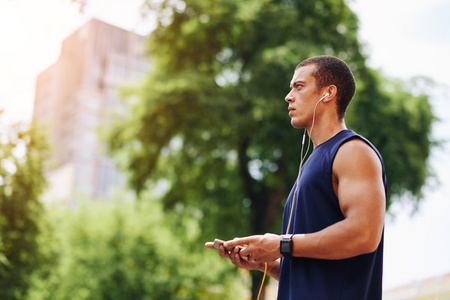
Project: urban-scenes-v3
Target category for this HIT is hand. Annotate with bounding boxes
[223,233,282,263]
[205,242,266,272]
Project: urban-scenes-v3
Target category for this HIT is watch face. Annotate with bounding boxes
[280,236,292,258]
[281,242,289,252]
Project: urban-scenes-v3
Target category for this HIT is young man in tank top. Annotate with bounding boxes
[206,56,387,300]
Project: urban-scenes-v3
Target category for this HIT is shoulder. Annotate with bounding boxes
[333,137,382,178]
[338,137,378,157]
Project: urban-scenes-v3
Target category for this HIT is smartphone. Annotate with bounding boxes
[213,238,236,251]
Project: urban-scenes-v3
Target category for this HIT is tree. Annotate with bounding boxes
[107,0,435,298]
[0,117,49,299]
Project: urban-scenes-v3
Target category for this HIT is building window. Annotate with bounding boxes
[75,113,99,127]
[109,63,127,79]
[78,96,101,110]
[76,164,94,177]
[71,130,98,144]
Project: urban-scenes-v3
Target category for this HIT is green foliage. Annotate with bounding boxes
[108,0,434,236]
[109,0,367,242]
[0,119,49,299]
[28,196,247,300]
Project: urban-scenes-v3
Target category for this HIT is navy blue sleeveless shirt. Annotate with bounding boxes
[277,130,387,300]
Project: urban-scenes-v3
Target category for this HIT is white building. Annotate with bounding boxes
[33,19,149,206]
[384,273,450,300]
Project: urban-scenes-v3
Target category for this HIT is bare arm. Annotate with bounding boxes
[225,139,385,261]
[291,139,385,259]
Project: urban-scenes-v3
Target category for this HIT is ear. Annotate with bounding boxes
[322,85,337,103]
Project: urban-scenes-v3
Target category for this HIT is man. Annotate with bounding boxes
[206,56,387,299]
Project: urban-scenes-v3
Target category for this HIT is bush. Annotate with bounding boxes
[28,195,247,300]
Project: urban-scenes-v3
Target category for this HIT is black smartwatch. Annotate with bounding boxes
[280,234,294,259]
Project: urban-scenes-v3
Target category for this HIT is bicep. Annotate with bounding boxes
[334,140,386,243]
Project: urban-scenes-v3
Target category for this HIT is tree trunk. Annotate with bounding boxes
[251,271,267,300]
[238,138,287,300]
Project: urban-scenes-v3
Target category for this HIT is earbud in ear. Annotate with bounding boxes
[324,93,329,97]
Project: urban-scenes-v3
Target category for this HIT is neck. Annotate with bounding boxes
[307,118,347,147]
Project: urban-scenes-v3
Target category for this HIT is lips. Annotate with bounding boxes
[288,107,295,116]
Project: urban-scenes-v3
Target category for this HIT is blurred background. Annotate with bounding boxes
[0,0,449,299]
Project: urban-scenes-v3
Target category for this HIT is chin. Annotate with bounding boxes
[291,120,305,129]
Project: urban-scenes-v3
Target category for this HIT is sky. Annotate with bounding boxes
[349,0,450,290]
[1,0,450,291]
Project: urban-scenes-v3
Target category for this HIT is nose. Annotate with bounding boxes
[285,90,293,103]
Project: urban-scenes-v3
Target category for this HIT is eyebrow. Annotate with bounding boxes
[290,80,306,88]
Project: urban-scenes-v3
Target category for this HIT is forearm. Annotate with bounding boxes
[292,218,383,260]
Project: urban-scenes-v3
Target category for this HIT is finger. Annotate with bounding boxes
[205,242,214,249]
[232,246,245,261]
[224,237,248,248]
[229,246,239,259]
[230,251,240,265]
[237,254,258,268]
[230,253,245,267]
[247,253,256,262]
[239,247,250,257]
[218,245,231,258]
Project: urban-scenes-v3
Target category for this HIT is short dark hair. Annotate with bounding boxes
[296,56,356,119]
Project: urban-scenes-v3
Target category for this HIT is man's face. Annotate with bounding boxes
[285,64,321,129]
